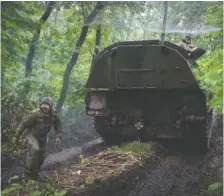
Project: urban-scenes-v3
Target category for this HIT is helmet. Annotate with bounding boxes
[40,97,53,108]
[183,35,191,43]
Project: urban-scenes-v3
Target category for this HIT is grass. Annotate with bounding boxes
[107,140,154,160]
[1,176,67,196]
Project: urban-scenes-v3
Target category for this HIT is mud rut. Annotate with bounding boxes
[1,115,223,196]
[128,140,223,196]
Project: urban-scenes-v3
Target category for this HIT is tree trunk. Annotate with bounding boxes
[56,2,105,113]
[25,1,54,74]
[126,11,133,40]
[90,24,102,67]
[94,24,101,55]
[161,1,168,43]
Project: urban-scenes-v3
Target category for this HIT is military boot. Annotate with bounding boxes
[24,170,40,182]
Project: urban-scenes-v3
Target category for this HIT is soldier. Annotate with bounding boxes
[13,97,62,181]
[178,35,198,52]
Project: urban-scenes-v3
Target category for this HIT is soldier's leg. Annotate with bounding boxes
[24,142,37,180]
[35,146,46,174]
[24,135,41,181]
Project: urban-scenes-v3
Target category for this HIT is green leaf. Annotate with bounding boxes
[208,182,223,192]
[53,190,67,196]
[8,175,20,184]
[29,191,42,196]
[1,183,22,195]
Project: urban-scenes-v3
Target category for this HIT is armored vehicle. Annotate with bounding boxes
[85,40,208,151]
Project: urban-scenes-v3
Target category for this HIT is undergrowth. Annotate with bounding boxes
[108,140,154,159]
[1,176,67,196]
[200,181,223,196]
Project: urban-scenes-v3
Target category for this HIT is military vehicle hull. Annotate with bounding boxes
[85,40,208,152]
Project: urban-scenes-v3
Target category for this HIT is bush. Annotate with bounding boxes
[200,181,223,196]
[108,141,154,159]
[1,176,67,196]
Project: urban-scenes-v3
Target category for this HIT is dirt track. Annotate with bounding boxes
[42,138,104,169]
[127,114,223,196]
[68,136,222,196]
[1,114,223,195]
[128,140,223,196]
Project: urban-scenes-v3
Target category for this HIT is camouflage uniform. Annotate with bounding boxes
[15,97,61,180]
[178,36,197,52]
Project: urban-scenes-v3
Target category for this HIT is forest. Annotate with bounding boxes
[1,1,223,196]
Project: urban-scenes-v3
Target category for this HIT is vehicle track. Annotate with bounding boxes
[128,154,206,196]
[1,138,108,189]
[65,136,222,196]
[127,137,223,196]
[125,112,223,196]
[2,136,222,196]
[2,114,222,196]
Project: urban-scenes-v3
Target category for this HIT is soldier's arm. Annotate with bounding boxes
[187,44,198,52]
[178,42,187,49]
[178,42,197,52]
[53,112,62,139]
[15,113,37,139]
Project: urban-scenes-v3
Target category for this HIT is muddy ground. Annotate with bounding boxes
[1,114,223,196]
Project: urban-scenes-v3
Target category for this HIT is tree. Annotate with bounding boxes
[194,2,223,113]
[25,1,55,74]
[56,2,105,113]
[94,24,101,56]
[1,1,222,142]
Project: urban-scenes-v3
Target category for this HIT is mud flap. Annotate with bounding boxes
[181,121,208,154]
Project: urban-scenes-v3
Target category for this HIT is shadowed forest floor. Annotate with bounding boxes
[1,115,223,196]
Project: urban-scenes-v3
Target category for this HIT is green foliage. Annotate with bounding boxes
[1,2,41,71]
[79,154,89,164]
[208,182,223,192]
[1,176,67,196]
[108,141,153,159]
[192,1,223,113]
[200,181,223,196]
[1,2,223,194]
[84,177,94,185]
[1,66,58,143]
[1,183,23,196]
[194,49,223,113]
[1,1,223,149]
[108,145,121,152]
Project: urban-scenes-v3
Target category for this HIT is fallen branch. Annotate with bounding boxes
[41,151,143,192]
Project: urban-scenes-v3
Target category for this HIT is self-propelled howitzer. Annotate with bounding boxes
[85,40,208,152]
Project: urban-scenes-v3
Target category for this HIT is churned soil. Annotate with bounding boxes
[2,135,223,196]
[128,115,223,196]
[40,142,163,196]
[128,140,223,196]
[40,129,223,196]
[42,152,149,194]
[2,114,223,196]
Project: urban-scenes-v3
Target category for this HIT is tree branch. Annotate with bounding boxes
[81,2,86,21]
[56,2,105,113]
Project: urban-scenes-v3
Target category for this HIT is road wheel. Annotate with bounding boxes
[94,117,127,145]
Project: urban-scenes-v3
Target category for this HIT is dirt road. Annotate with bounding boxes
[2,136,223,196]
[42,138,104,169]
[127,117,223,196]
[2,114,223,195]
[128,145,222,196]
